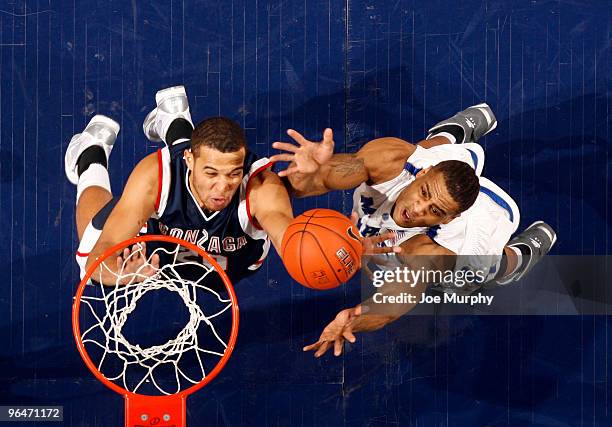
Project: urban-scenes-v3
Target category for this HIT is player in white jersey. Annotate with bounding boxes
[351,142,484,245]
[271,103,556,357]
[350,142,519,293]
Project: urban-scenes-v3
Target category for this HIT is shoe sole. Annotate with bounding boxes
[155,85,187,105]
[143,108,161,142]
[65,115,120,184]
[86,115,120,140]
[143,85,188,142]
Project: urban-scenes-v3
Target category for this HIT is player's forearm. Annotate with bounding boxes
[86,236,113,272]
[289,154,369,198]
[361,279,427,322]
[349,306,399,333]
[265,212,293,255]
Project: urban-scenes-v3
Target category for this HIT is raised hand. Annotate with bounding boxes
[271,128,334,177]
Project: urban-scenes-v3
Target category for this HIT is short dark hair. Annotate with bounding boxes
[432,160,479,214]
[190,117,246,155]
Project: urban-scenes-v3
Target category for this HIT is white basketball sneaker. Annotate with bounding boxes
[143,85,193,143]
[64,115,120,185]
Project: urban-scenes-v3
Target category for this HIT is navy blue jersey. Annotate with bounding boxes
[146,140,272,283]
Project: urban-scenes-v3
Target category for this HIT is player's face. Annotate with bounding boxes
[185,146,246,211]
[392,167,459,227]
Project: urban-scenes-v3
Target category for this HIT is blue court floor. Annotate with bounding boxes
[0,1,610,425]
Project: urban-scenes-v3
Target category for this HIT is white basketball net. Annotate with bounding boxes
[78,242,234,395]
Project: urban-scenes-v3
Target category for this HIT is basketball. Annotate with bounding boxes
[281,209,363,290]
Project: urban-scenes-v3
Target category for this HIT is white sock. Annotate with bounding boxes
[76,163,111,202]
[430,131,456,144]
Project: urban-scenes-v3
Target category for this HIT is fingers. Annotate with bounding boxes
[277,166,299,177]
[342,329,356,344]
[322,128,334,150]
[369,245,402,255]
[350,212,359,226]
[285,128,333,147]
[269,153,295,164]
[114,243,160,280]
[322,128,334,144]
[140,253,160,278]
[367,232,396,245]
[303,342,320,352]
[272,141,300,154]
[363,232,402,254]
[314,341,332,358]
[333,338,344,356]
[303,339,335,358]
[129,244,142,263]
[286,129,309,146]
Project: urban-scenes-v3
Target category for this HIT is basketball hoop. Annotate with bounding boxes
[72,235,239,427]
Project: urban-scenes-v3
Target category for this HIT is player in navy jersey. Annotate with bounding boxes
[65,86,398,287]
[65,86,299,285]
[271,104,556,357]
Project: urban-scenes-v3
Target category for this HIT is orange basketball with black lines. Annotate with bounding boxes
[281,209,363,290]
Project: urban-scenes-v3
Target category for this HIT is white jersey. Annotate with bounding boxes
[432,177,520,256]
[431,176,520,291]
[353,142,521,294]
[352,143,485,244]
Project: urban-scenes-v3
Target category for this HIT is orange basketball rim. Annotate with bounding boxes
[72,234,239,427]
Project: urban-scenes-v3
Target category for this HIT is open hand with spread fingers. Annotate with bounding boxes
[303,305,362,357]
[271,128,335,177]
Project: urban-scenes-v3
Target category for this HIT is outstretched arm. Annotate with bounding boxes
[304,234,456,357]
[271,130,417,197]
[271,128,367,197]
[84,153,161,284]
[248,169,295,255]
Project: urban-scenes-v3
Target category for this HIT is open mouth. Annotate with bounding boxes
[401,208,411,224]
[210,197,227,206]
